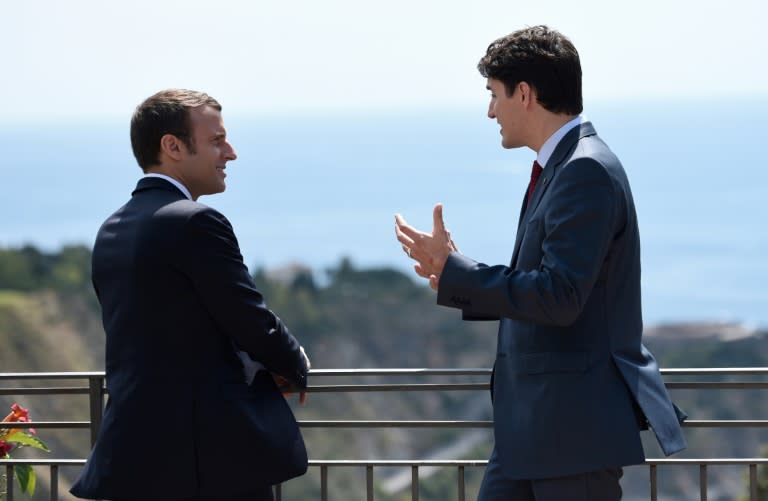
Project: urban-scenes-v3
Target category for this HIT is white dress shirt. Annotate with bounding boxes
[536,115,586,167]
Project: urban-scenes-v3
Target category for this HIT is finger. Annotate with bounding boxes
[429,275,439,290]
[300,346,311,370]
[414,263,430,279]
[299,390,308,406]
[432,203,447,235]
[395,223,417,248]
[396,216,428,241]
[446,232,460,253]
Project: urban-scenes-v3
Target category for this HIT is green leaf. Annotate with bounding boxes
[14,464,36,495]
[7,432,49,452]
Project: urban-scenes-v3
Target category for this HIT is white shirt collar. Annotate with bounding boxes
[143,173,192,200]
[537,115,586,168]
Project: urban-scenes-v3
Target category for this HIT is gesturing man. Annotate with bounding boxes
[71,89,310,501]
[395,26,685,500]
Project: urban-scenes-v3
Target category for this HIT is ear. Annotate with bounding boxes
[159,134,186,162]
[519,82,534,106]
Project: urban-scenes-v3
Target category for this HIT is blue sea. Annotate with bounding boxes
[1,99,766,327]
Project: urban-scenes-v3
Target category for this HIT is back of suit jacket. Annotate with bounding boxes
[437,122,685,480]
[71,178,308,499]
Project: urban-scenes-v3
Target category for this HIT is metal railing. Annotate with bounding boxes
[2,368,768,500]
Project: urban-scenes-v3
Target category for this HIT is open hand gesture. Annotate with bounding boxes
[395,203,459,290]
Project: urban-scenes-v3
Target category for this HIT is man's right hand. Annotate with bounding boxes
[273,345,311,405]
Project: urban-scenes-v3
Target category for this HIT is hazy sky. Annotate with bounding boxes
[3,0,766,119]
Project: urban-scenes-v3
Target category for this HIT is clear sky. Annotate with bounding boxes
[3,0,766,119]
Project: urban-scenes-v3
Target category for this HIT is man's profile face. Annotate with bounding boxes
[486,78,526,149]
[180,105,237,200]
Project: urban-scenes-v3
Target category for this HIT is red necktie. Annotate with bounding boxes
[527,160,544,202]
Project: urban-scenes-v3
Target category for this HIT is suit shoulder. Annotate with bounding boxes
[557,155,613,186]
[570,133,623,169]
[154,199,211,219]
[151,200,231,229]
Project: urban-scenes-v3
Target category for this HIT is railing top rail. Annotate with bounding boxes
[4,458,768,467]
[3,368,768,380]
[310,368,768,376]
[310,369,492,376]
[0,372,105,380]
[660,368,768,376]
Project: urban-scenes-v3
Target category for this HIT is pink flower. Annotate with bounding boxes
[7,403,30,422]
[0,440,12,457]
[1,403,36,437]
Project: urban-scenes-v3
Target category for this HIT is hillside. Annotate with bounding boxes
[1,245,767,500]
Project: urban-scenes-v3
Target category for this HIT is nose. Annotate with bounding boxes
[225,141,237,161]
[487,102,495,119]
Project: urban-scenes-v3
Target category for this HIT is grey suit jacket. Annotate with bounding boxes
[437,122,686,480]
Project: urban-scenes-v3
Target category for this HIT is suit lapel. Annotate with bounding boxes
[509,122,598,268]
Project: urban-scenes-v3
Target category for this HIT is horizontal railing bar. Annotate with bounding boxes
[309,369,492,376]
[0,459,86,465]
[0,372,105,380]
[5,419,767,430]
[300,420,768,428]
[681,420,768,427]
[660,368,768,376]
[4,458,768,467]
[1,421,91,429]
[665,382,768,389]
[3,382,768,396]
[4,368,768,381]
[308,382,768,392]
[0,387,91,395]
[647,459,768,465]
[308,460,490,466]
[299,420,492,428]
[309,383,489,392]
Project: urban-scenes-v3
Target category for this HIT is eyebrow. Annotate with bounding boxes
[211,131,226,140]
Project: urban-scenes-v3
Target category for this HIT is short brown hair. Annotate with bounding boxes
[130,89,221,170]
[478,25,582,115]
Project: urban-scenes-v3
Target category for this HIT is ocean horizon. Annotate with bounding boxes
[2,99,766,327]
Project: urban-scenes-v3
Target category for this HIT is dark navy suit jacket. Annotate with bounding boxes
[71,177,309,499]
[437,122,686,480]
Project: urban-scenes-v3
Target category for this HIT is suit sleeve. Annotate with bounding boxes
[177,208,308,388]
[437,158,618,326]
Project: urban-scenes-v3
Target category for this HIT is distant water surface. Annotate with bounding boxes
[1,99,766,326]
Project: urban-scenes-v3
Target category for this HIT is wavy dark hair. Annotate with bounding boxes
[478,25,582,115]
[130,89,221,171]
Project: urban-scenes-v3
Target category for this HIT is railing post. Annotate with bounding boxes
[411,465,419,501]
[750,463,758,501]
[649,463,657,501]
[274,483,281,501]
[50,464,59,501]
[5,464,14,501]
[458,465,465,501]
[366,465,374,501]
[699,464,707,501]
[88,375,105,447]
[321,464,328,501]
